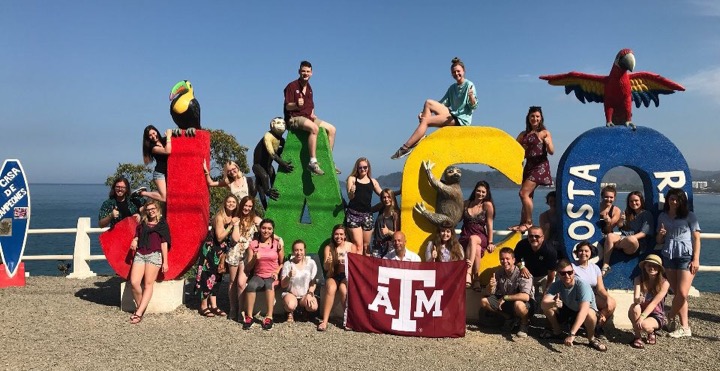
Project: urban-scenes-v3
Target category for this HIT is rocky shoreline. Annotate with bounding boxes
[1,276,719,370]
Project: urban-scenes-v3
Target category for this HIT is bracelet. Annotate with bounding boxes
[503,295,510,301]
[640,313,647,319]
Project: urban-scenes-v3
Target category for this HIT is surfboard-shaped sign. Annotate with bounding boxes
[0,159,31,278]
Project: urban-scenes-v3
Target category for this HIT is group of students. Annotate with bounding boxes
[97,56,701,349]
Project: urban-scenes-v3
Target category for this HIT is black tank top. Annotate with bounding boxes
[153,138,168,175]
[347,179,374,213]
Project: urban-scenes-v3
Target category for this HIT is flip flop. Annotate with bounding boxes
[646,332,657,345]
[210,307,226,317]
[317,322,327,332]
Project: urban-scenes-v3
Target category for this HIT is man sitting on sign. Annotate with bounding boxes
[513,226,557,303]
[383,231,421,262]
[479,247,533,338]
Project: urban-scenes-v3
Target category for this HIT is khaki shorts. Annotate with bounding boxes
[288,116,328,130]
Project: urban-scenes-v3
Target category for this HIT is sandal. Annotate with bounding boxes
[287,312,295,323]
[590,338,608,352]
[198,308,215,317]
[646,332,657,345]
[631,337,644,349]
[210,307,226,317]
[601,265,611,277]
[129,312,143,324]
[317,322,327,332]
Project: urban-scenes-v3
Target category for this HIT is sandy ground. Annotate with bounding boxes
[1,276,718,371]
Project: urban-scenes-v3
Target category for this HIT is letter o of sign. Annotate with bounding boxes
[556,126,693,289]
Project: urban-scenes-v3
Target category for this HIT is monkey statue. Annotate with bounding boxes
[414,160,464,227]
[252,117,294,209]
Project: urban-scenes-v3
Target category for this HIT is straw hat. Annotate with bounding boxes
[639,254,664,273]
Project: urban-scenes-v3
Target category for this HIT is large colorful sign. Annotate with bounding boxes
[556,126,692,289]
[0,159,31,278]
[100,132,210,280]
[399,126,524,280]
[346,254,466,338]
[266,130,344,254]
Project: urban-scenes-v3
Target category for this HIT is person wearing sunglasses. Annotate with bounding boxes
[541,259,607,352]
[345,157,383,255]
[98,177,145,228]
[513,226,558,302]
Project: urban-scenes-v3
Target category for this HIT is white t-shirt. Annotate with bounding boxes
[572,263,601,288]
[280,257,317,297]
[384,249,422,262]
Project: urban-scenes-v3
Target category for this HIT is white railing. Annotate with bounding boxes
[18,218,720,278]
[24,217,108,279]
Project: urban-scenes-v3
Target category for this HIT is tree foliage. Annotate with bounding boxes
[105,163,152,189]
[105,128,251,215]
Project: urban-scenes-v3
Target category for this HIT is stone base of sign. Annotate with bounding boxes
[120,279,184,313]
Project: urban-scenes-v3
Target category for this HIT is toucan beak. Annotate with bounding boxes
[620,52,635,72]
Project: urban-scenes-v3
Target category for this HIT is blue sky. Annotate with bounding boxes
[2,0,719,184]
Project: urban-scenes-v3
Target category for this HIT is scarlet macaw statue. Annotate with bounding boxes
[539,49,684,129]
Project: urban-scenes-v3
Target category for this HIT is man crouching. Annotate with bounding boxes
[541,259,608,351]
[479,247,533,338]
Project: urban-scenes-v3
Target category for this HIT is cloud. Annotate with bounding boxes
[683,66,720,103]
[687,0,720,16]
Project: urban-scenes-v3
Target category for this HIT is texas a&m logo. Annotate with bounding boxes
[367,267,443,332]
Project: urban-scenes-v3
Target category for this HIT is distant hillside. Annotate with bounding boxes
[374,167,720,191]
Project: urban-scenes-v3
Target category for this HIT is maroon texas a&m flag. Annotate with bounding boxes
[346,254,466,338]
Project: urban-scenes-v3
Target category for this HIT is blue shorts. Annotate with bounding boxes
[663,255,692,271]
[152,171,166,181]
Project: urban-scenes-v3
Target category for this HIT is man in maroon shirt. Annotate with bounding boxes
[283,60,338,175]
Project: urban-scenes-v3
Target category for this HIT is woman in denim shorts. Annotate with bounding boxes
[137,125,172,202]
[656,188,701,338]
[345,157,383,255]
[128,200,170,324]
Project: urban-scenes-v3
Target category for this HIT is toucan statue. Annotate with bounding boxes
[170,80,201,136]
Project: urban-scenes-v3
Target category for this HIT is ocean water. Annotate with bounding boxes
[19,184,720,292]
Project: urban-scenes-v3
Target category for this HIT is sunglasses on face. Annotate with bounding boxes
[529,234,542,239]
[357,166,368,170]
[115,186,127,190]
[146,208,157,212]
[558,270,574,277]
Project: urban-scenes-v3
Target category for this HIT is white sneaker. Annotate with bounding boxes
[516,324,529,338]
[669,327,692,338]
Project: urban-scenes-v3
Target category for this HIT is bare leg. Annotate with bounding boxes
[362,229,373,255]
[603,233,622,269]
[669,269,694,328]
[142,179,167,202]
[515,179,537,229]
[245,292,256,319]
[348,227,364,254]
[583,309,598,340]
[318,120,336,150]
[283,294,298,313]
[265,289,275,319]
[542,302,563,334]
[227,265,239,319]
[514,301,530,325]
[404,100,456,148]
[135,263,161,316]
[300,294,318,313]
[129,262,145,311]
[596,293,616,327]
[298,118,319,159]
[319,278,337,330]
[236,266,248,318]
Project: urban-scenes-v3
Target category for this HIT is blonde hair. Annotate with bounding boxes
[348,157,372,179]
[142,200,163,223]
[222,161,243,185]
